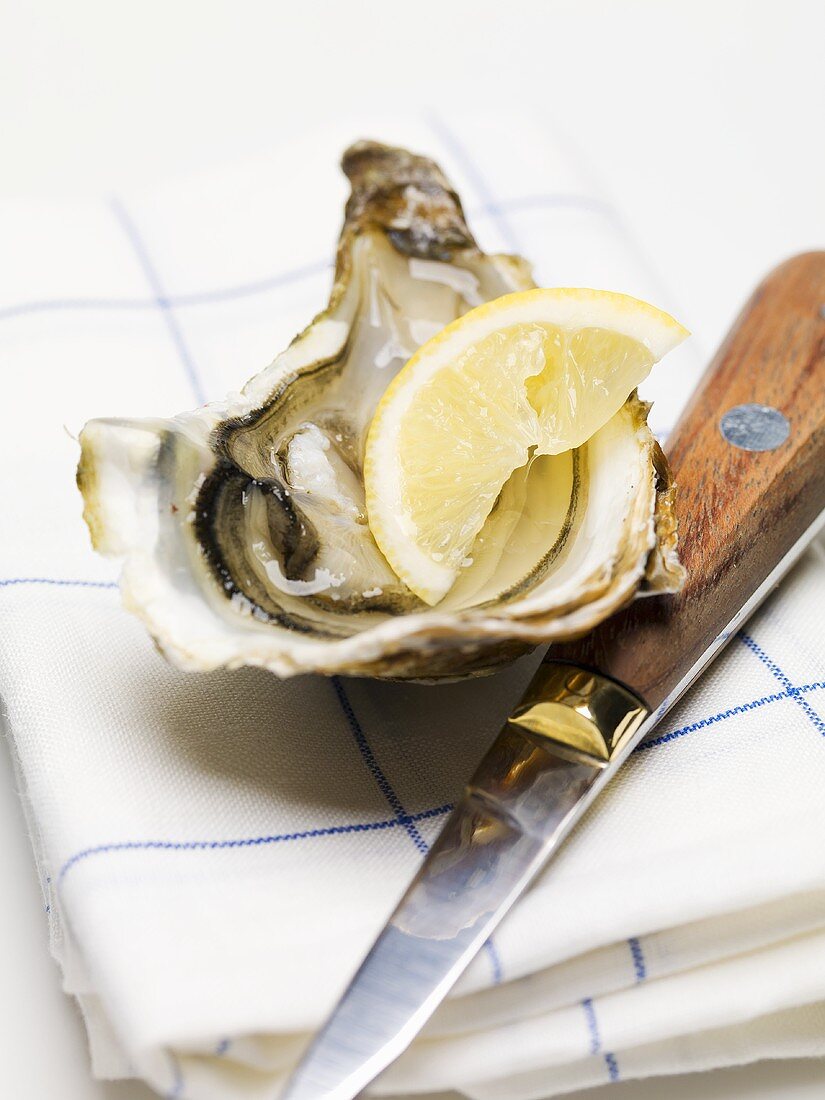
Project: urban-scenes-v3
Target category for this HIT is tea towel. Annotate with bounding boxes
[1,113,823,1100]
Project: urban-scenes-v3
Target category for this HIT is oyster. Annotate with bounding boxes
[78,141,684,680]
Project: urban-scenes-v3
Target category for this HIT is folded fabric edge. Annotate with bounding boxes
[450,1001,825,1100]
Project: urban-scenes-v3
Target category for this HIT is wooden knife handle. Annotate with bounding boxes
[558,252,825,707]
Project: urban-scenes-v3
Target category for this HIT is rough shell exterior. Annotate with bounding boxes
[77,141,684,680]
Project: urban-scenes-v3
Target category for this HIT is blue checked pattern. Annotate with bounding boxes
[167,1051,185,1100]
[740,633,825,737]
[1,118,821,1092]
[333,675,506,981]
[581,997,621,1082]
[1,571,810,889]
[428,114,524,254]
[627,937,647,983]
[0,192,624,326]
[331,677,430,855]
[57,803,454,886]
[111,199,207,405]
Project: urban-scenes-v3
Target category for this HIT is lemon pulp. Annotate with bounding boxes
[365,290,687,605]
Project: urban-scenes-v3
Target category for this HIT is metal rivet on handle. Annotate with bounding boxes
[720,403,790,452]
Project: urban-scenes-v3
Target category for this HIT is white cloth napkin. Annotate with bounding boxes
[1,113,824,1100]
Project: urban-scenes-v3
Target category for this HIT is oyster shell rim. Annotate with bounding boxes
[77,139,685,681]
[80,394,681,679]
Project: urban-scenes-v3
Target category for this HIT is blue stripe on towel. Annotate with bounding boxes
[581,998,601,1055]
[604,1051,620,1081]
[110,198,207,405]
[58,803,454,884]
[167,1052,185,1099]
[739,632,825,737]
[627,936,646,982]
[331,676,504,982]
[331,677,428,854]
[0,577,118,590]
[427,113,521,254]
[0,196,614,324]
[581,998,620,1081]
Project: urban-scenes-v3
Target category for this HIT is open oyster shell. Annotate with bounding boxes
[78,141,684,681]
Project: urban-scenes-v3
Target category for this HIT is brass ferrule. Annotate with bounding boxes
[506,660,650,768]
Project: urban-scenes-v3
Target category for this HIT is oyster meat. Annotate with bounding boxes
[78,141,684,680]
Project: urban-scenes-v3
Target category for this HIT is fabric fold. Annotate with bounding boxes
[0,113,822,1100]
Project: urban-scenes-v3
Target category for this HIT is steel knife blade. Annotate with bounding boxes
[282,253,825,1099]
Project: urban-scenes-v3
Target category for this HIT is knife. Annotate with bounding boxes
[282,253,825,1100]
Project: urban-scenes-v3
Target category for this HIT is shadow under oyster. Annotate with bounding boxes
[77,140,684,680]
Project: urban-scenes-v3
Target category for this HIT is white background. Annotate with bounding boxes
[1,2,824,1098]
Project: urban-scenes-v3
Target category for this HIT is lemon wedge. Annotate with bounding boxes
[364,288,688,605]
